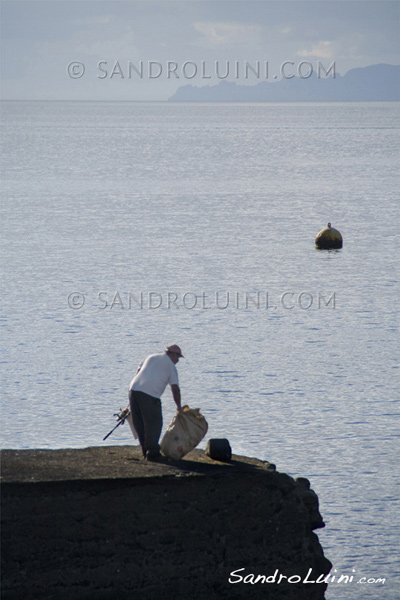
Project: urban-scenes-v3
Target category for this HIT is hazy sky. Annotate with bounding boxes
[1,0,399,100]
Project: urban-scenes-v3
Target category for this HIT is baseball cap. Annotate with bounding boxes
[165,344,184,358]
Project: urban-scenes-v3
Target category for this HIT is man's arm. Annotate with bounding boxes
[171,384,183,412]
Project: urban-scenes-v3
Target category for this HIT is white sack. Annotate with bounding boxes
[160,406,208,460]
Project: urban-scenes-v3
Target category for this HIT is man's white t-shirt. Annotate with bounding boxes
[129,353,179,399]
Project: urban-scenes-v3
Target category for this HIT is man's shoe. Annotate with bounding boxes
[145,451,167,462]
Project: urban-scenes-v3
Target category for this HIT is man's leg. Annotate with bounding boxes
[141,396,163,458]
[129,390,147,457]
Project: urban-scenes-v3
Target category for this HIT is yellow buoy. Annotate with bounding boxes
[315,223,343,249]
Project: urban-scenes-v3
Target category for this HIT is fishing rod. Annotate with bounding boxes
[103,407,130,441]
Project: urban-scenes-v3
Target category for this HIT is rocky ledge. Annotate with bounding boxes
[1,446,331,599]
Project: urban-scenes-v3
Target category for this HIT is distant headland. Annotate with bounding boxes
[168,63,400,102]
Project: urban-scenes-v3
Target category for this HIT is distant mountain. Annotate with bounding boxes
[168,64,400,102]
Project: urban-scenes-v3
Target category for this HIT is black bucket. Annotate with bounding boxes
[205,438,232,462]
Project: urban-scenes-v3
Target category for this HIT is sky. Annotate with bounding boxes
[1,0,399,100]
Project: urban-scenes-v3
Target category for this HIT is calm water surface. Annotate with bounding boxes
[1,101,399,598]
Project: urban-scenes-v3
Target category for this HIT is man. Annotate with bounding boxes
[129,344,184,460]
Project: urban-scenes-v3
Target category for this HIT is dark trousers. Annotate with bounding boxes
[129,389,163,457]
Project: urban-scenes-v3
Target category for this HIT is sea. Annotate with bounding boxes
[1,100,399,598]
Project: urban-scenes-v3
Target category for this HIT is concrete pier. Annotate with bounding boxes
[1,446,332,599]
